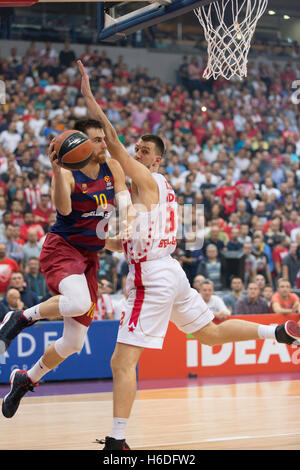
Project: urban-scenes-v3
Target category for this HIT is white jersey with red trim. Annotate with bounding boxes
[123,173,178,263]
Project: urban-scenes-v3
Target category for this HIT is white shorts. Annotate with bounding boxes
[117,256,214,349]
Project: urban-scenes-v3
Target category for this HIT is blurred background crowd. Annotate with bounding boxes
[0,35,300,322]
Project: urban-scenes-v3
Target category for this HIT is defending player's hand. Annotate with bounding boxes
[77,60,93,99]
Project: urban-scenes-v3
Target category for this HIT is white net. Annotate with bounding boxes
[194,0,268,80]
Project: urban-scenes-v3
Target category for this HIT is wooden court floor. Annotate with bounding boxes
[0,380,299,450]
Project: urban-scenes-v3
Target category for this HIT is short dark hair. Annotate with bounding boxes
[74,119,103,134]
[141,134,165,157]
[231,276,243,283]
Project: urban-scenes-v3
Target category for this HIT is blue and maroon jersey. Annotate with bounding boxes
[50,162,114,251]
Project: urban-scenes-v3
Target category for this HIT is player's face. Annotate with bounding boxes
[134,139,160,170]
[85,127,107,164]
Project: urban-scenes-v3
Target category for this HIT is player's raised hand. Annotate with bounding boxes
[77,60,93,99]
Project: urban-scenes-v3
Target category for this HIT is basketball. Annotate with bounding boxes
[54,130,93,170]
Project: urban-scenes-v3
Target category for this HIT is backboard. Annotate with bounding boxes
[98,0,215,42]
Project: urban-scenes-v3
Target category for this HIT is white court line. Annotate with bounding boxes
[133,431,300,449]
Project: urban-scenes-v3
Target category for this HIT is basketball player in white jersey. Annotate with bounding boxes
[78,60,300,451]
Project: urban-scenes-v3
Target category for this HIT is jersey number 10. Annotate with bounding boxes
[93,193,108,209]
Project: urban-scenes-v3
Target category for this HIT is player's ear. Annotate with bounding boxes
[155,155,162,165]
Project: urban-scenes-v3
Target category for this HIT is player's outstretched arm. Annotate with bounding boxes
[106,158,136,252]
[77,60,155,191]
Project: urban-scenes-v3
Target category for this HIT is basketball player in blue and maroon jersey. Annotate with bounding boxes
[0,119,134,419]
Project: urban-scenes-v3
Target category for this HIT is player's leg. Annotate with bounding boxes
[171,265,300,346]
[0,273,92,353]
[192,317,300,346]
[99,259,175,450]
[111,342,143,418]
[192,319,262,344]
[1,244,98,419]
[29,316,89,381]
[98,342,143,451]
[2,317,89,418]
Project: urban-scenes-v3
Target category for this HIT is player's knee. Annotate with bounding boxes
[59,292,92,317]
[58,274,92,317]
[110,350,124,375]
[111,344,142,376]
[72,294,92,317]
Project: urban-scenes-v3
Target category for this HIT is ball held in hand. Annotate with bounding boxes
[54,130,93,170]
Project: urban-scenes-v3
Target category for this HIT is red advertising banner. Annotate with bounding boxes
[138,314,300,379]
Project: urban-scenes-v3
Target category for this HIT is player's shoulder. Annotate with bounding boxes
[106,157,124,176]
[152,172,168,186]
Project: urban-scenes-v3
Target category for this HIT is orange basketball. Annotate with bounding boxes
[54,130,93,170]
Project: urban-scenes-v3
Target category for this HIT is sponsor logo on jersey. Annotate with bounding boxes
[158,236,177,248]
[104,175,113,188]
[82,208,111,219]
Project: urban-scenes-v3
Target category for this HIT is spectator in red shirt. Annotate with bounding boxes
[0,243,19,295]
[284,210,299,237]
[191,115,207,146]
[24,172,42,211]
[11,224,25,246]
[20,212,45,243]
[214,184,241,217]
[272,234,289,278]
[221,111,236,136]
[214,172,242,215]
[33,193,53,229]
[271,278,300,314]
[245,121,259,139]
[235,170,255,198]
[10,200,24,227]
[95,89,108,111]
[281,64,296,84]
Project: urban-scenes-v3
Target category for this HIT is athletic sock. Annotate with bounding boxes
[258,324,277,339]
[23,304,41,323]
[27,358,51,383]
[110,417,128,440]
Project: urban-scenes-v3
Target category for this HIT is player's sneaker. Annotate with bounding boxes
[96,437,131,450]
[2,369,38,418]
[275,320,300,346]
[0,310,34,354]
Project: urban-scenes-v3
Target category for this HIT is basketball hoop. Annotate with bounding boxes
[194,0,268,80]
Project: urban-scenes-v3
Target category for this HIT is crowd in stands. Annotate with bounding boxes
[1,39,300,321]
